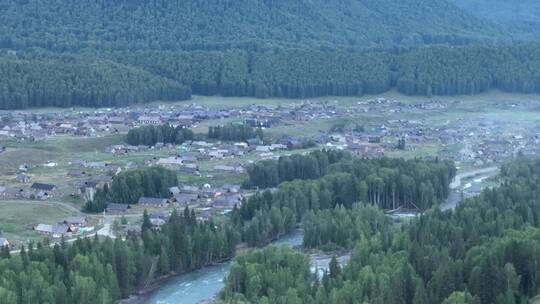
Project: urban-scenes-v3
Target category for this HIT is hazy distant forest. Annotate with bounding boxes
[0,0,539,109]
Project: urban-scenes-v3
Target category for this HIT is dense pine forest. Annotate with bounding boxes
[235,153,456,246]
[220,158,540,304]
[208,123,264,142]
[302,205,392,251]
[0,54,191,109]
[126,124,195,146]
[1,44,540,109]
[116,45,540,98]
[0,208,238,304]
[244,150,350,188]
[0,0,539,109]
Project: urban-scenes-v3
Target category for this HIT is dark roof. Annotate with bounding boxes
[2,187,23,195]
[62,217,87,225]
[213,195,241,207]
[35,224,72,234]
[53,225,71,234]
[68,170,86,177]
[174,193,199,204]
[31,183,56,191]
[107,203,129,212]
[83,181,99,188]
[138,197,167,205]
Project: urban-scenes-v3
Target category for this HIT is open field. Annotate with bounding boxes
[0,134,125,170]
[16,89,538,113]
[0,200,75,244]
[153,90,540,108]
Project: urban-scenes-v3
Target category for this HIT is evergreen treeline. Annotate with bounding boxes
[244,150,350,188]
[115,45,540,99]
[220,246,313,304]
[234,157,455,246]
[84,167,177,212]
[221,158,540,304]
[0,55,190,110]
[208,123,263,142]
[2,43,540,109]
[0,207,238,304]
[126,124,195,146]
[140,208,239,281]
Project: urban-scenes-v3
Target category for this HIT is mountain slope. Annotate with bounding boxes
[0,0,502,51]
[1,0,539,110]
[450,0,540,39]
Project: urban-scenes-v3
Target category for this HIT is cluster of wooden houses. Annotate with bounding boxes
[0,97,359,142]
[0,182,57,200]
[104,183,243,223]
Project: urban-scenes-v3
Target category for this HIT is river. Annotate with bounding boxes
[143,166,499,304]
[440,166,499,211]
[143,231,310,304]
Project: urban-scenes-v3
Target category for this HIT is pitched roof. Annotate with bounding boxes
[1,187,23,195]
[31,183,56,191]
[107,203,129,211]
[174,193,199,204]
[213,194,242,208]
[35,224,53,233]
[138,197,167,205]
[52,225,71,234]
[180,185,200,193]
[63,217,87,225]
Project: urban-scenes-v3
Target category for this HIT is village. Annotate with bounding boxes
[1,93,540,250]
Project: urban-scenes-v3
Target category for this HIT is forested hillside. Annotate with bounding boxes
[235,153,455,246]
[0,0,539,109]
[0,0,500,51]
[450,0,540,39]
